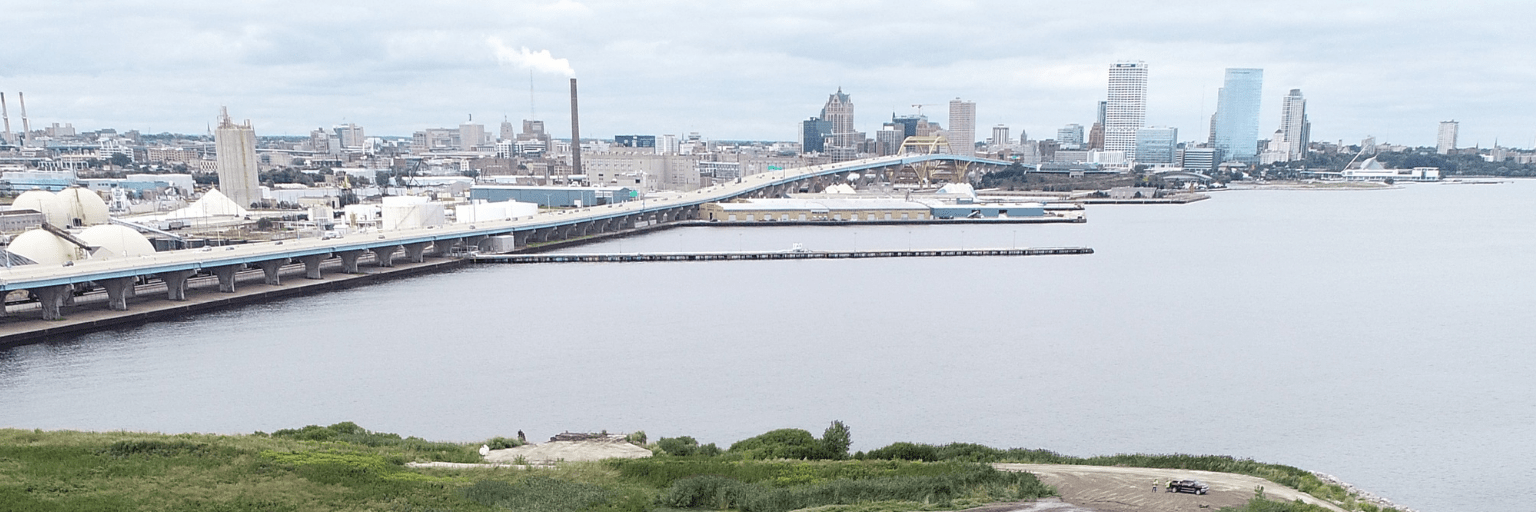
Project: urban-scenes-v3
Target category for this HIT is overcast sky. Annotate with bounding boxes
[3,0,1532,148]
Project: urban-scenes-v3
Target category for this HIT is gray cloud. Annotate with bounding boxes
[0,0,1531,147]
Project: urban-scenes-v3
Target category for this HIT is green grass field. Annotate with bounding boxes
[0,424,1050,512]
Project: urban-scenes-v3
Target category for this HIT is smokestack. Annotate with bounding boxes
[0,93,10,146]
[18,92,29,147]
[569,78,582,176]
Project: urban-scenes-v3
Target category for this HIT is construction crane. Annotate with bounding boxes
[911,104,939,116]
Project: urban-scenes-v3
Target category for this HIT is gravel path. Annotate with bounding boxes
[993,463,1346,512]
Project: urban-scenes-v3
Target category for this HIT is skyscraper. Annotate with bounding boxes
[991,125,1010,147]
[948,98,976,155]
[821,88,855,150]
[1437,121,1458,154]
[460,121,486,151]
[214,107,261,208]
[1211,68,1264,163]
[1278,89,1309,161]
[1105,61,1148,161]
[801,117,832,153]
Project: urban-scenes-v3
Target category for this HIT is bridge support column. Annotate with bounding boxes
[298,254,325,280]
[33,285,70,320]
[403,242,429,263]
[338,250,362,274]
[512,231,530,248]
[101,277,135,311]
[158,270,195,301]
[62,284,78,307]
[256,258,288,286]
[431,238,456,256]
[212,265,240,293]
[462,235,488,252]
[371,246,398,267]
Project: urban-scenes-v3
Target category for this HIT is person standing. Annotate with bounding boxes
[1153,478,1160,492]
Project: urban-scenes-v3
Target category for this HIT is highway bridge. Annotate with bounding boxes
[0,154,1010,321]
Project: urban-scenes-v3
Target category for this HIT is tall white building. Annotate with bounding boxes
[214,107,261,208]
[948,98,976,155]
[460,121,486,151]
[334,123,366,150]
[1105,61,1148,162]
[1437,121,1458,154]
[1278,89,1309,161]
[990,125,1010,147]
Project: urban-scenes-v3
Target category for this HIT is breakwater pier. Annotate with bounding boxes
[472,247,1094,264]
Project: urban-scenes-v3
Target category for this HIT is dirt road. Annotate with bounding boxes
[992,464,1346,512]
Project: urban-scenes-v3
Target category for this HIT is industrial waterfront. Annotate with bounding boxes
[2,182,1534,512]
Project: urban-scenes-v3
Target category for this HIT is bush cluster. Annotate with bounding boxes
[726,420,853,460]
[656,435,721,457]
[657,463,1050,512]
[486,436,525,450]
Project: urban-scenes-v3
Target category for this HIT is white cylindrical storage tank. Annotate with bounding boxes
[6,229,76,265]
[55,187,111,226]
[78,225,155,259]
[12,190,68,226]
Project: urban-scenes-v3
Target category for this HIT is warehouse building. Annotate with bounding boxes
[469,185,635,208]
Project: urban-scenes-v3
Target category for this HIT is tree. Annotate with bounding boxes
[820,420,851,460]
[109,153,132,167]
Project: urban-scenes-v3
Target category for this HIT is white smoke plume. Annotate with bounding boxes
[488,38,575,77]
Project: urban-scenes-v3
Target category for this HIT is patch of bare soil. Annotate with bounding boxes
[991,464,1346,512]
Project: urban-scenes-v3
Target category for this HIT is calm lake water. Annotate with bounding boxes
[5,181,1535,511]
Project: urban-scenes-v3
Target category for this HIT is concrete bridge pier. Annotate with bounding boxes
[211,265,240,293]
[463,235,488,252]
[403,242,429,263]
[338,250,363,274]
[33,285,69,320]
[158,270,196,301]
[298,254,325,280]
[256,258,288,286]
[101,277,136,311]
[62,284,77,307]
[371,246,398,267]
[430,238,457,256]
[512,231,530,248]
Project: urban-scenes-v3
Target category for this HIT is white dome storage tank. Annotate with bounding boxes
[12,190,68,226]
[55,187,110,226]
[77,225,155,259]
[6,229,77,265]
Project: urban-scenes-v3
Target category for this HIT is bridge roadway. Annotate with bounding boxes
[0,153,1009,321]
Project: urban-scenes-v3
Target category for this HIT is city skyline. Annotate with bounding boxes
[2,1,1532,148]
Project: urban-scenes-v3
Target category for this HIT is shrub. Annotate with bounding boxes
[657,463,1052,512]
[820,421,851,460]
[461,476,613,512]
[658,436,701,457]
[626,431,647,445]
[486,436,525,450]
[729,429,820,460]
[269,422,478,463]
[863,442,938,462]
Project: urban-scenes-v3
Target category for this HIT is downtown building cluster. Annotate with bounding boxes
[0,68,1525,214]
